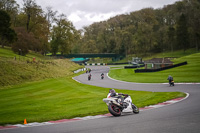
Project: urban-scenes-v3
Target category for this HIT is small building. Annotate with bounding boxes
[132,57,142,63]
[130,57,143,66]
[144,58,173,69]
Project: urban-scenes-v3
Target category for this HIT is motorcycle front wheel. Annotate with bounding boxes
[108,103,121,116]
[132,104,139,114]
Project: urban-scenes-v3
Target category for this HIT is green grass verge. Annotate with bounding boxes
[0,47,17,57]
[0,58,82,88]
[109,53,200,83]
[0,47,48,60]
[0,47,82,88]
[0,75,185,125]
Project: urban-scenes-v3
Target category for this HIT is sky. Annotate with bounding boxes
[15,0,180,30]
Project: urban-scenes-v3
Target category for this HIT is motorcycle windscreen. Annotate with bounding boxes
[103,98,116,104]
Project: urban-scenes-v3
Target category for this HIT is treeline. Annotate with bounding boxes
[77,0,200,56]
[0,0,80,56]
[0,0,200,57]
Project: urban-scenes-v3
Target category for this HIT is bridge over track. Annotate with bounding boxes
[54,53,124,61]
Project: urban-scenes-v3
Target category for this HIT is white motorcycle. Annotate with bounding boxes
[103,94,139,116]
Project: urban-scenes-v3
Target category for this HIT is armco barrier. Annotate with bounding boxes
[135,61,187,73]
[86,63,106,66]
[107,62,128,65]
[124,64,145,69]
[74,68,86,73]
[85,62,128,66]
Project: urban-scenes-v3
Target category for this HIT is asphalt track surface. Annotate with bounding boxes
[1,66,200,133]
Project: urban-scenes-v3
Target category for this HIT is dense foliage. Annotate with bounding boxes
[78,0,200,56]
[0,0,200,56]
[0,10,17,48]
[0,0,78,55]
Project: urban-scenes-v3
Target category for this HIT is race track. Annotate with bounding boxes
[1,66,200,133]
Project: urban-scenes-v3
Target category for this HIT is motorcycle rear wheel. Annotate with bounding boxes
[108,103,121,116]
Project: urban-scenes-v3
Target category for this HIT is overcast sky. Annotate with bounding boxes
[15,0,180,30]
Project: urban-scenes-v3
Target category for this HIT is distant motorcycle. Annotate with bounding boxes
[88,74,91,81]
[101,73,104,79]
[101,75,104,79]
[103,94,139,116]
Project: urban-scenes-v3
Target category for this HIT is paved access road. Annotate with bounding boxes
[1,66,200,133]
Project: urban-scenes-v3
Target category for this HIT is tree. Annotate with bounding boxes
[167,26,175,52]
[0,0,19,27]
[70,0,200,56]
[186,0,200,51]
[22,0,42,33]
[176,14,189,52]
[81,40,98,53]
[12,27,39,55]
[50,14,77,55]
[0,10,17,48]
[71,29,82,53]
[20,0,52,54]
[45,6,57,35]
[50,38,59,56]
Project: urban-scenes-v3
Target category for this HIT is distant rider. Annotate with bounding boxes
[88,73,92,80]
[167,75,173,84]
[101,73,104,79]
[101,73,104,76]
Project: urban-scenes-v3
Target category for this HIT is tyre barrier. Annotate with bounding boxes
[79,62,129,66]
[124,64,145,69]
[135,61,187,73]
[107,62,129,65]
[85,63,106,66]
[73,68,86,73]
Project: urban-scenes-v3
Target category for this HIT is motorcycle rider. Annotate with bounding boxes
[167,75,173,84]
[107,89,127,97]
[106,89,139,114]
[107,89,128,105]
[88,73,92,80]
[101,73,104,79]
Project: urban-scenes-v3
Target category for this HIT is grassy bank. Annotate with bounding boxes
[0,47,82,88]
[109,53,200,83]
[0,75,185,125]
[0,46,47,59]
[0,58,81,88]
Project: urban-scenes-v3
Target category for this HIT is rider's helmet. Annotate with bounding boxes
[109,89,116,93]
[109,89,116,97]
